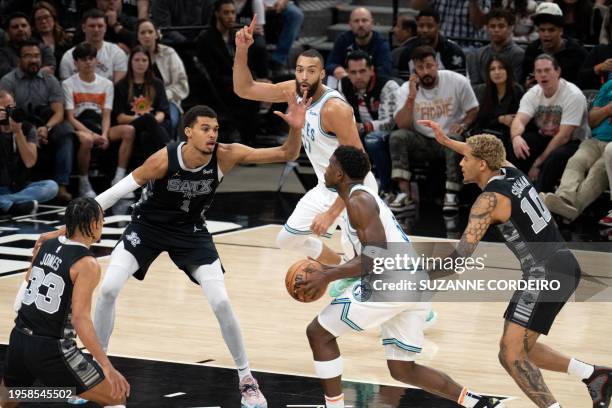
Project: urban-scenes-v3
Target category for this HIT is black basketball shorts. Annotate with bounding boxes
[119,221,222,284]
[3,327,104,395]
[504,249,581,335]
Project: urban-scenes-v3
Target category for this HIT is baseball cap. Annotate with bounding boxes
[532,2,564,27]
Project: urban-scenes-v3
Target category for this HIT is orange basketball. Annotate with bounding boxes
[285,259,326,303]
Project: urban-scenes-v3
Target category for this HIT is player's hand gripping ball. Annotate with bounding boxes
[285,259,326,302]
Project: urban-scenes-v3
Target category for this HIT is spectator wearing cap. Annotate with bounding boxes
[0,12,57,78]
[521,2,587,88]
[394,9,465,80]
[469,8,524,85]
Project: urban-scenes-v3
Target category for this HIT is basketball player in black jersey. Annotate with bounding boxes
[2,198,130,408]
[419,119,612,408]
[33,100,310,407]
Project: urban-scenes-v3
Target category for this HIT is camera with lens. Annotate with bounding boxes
[0,106,27,126]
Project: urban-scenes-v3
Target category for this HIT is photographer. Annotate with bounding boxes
[0,40,75,203]
[0,89,58,216]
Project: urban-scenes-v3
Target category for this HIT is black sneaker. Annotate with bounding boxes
[585,366,612,408]
[474,397,506,408]
[9,200,38,216]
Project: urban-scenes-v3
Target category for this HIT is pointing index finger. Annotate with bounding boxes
[249,14,257,32]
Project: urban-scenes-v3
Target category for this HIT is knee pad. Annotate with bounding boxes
[101,242,138,300]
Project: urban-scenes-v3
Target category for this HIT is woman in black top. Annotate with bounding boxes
[472,56,524,154]
[114,45,171,168]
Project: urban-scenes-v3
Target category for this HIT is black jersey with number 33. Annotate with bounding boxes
[484,166,566,270]
[17,237,93,339]
[132,142,222,231]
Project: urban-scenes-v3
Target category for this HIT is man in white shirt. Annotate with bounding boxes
[510,54,590,192]
[59,9,128,83]
[389,45,479,213]
[62,42,134,198]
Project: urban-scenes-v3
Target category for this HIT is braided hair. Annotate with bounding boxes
[65,197,103,239]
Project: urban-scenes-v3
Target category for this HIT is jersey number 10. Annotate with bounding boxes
[520,187,552,234]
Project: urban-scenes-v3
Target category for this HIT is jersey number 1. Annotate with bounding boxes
[22,266,66,314]
[520,187,552,234]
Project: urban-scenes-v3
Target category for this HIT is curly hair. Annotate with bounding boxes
[466,134,506,171]
[333,145,371,180]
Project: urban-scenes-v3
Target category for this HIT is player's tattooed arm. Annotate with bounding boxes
[455,192,498,258]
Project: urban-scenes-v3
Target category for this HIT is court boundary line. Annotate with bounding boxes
[0,341,516,401]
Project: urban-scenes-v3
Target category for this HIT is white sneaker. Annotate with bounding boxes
[240,375,267,408]
[79,179,96,198]
[442,192,459,213]
[388,192,415,212]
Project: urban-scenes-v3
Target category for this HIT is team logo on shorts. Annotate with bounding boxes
[126,231,141,247]
[353,281,373,302]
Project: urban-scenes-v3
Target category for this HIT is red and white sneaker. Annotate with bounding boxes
[599,210,612,227]
[240,375,267,408]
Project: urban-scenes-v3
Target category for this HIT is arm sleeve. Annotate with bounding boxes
[593,81,612,108]
[96,173,142,210]
[325,34,349,76]
[113,45,128,73]
[373,38,392,77]
[393,83,409,118]
[41,45,56,69]
[154,79,170,116]
[113,81,129,114]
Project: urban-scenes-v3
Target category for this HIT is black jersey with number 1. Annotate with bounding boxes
[16,236,93,339]
[484,166,566,270]
[132,141,223,232]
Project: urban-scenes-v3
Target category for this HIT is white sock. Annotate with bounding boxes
[238,364,252,382]
[114,167,126,179]
[458,387,483,408]
[78,175,89,185]
[547,403,561,408]
[104,405,126,408]
[568,358,594,380]
[325,393,344,408]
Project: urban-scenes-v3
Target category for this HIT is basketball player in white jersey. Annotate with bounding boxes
[299,146,504,408]
[233,16,378,265]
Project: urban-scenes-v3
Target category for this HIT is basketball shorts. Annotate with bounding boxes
[284,183,341,238]
[504,249,581,335]
[318,280,431,361]
[3,326,104,394]
[119,221,221,284]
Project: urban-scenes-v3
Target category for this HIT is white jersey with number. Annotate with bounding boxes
[340,184,414,259]
[298,87,348,184]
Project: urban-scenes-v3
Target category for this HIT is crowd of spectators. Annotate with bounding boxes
[0,0,610,232]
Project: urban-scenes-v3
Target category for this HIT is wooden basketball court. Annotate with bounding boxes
[1,223,611,407]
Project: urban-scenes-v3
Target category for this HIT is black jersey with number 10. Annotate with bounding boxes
[484,166,566,270]
[132,142,222,231]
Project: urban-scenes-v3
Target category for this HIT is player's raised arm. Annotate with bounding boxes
[418,119,469,156]
[220,90,311,169]
[71,257,130,401]
[233,15,292,103]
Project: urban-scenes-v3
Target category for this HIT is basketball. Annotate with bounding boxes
[285,259,326,303]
